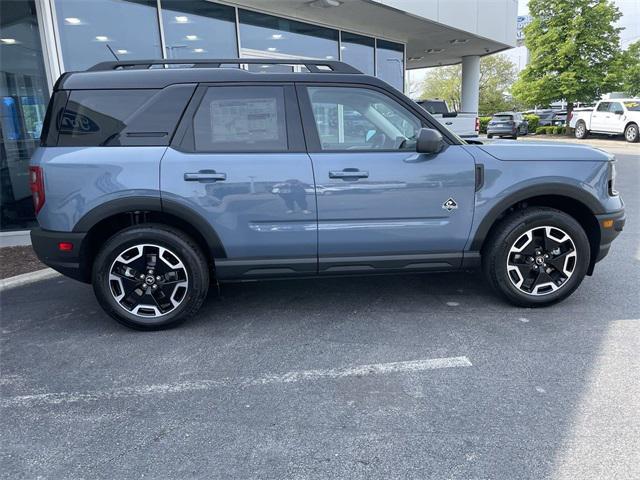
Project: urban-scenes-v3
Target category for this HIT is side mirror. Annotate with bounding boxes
[614,109,624,115]
[416,128,444,154]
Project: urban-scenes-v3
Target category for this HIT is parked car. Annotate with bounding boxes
[571,99,640,142]
[416,99,479,138]
[486,112,529,139]
[552,111,567,126]
[529,109,556,127]
[31,59,625,329]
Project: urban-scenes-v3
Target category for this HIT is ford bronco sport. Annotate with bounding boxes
[30,59,625,329]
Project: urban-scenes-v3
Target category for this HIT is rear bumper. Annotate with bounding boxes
[30,228,89,283]
[594,209,625,265]
[487,126,517,135]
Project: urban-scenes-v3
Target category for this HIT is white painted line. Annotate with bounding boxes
[0,268,61,292]
[1,356,472,408]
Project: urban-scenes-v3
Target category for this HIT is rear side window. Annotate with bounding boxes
[493,115,513,121]
[596,102,610,112]
[56,85,195,147]
[192,86,288,152]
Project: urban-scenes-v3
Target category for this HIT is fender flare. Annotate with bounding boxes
[73,196,226,258]
[469,183,603,251]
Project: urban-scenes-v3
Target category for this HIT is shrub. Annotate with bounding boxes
[524,114,540,132]
[545,126,556,134]
[558,126,566,135]
[536,126,546,134]
[479,116,492,134]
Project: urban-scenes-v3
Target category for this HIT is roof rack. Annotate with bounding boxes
[86,58,362,74]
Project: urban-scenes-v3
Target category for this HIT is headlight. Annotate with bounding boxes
[608,161,618,196]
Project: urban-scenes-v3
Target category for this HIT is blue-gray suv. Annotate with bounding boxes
[30,59,625,329]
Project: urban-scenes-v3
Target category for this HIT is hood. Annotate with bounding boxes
[476,143,613,162]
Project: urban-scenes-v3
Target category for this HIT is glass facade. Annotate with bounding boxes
[340,32,374,75]
[161,1,237,59]
[0,0,406,231]
[376,39,404,92]
[54,0,162,71]
[0,0,49,230]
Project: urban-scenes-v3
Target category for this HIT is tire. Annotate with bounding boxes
[575,121,588,139]
[624,123,639,143]
[487,134,493,139]
[482,207,590,307]
[92,224,210,330]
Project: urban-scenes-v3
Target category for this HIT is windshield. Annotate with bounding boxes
[493,115,513,121]
[623,101,640,111]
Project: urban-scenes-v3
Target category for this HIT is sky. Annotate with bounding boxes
[407,0,640,96]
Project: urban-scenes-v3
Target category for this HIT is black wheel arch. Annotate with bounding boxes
[472,187,603,275]
[74,197,226,281]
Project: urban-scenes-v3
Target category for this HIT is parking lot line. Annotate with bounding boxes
[1,356,472,408]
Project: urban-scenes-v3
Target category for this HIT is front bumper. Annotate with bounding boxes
[30,228,89,282]
[594,209,625,265]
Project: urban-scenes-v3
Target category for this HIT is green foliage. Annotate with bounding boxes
[524,114,540,132]
[546,126,557,134]
[536,127,547,134]
[512,0,623,109]
[621,41,640,96]
[479,116,492,134]
[419,54,520,115]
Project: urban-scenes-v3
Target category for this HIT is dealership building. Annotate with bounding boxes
[0,0,517,235]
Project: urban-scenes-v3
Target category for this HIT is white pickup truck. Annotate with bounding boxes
[571,98,640,143]
[416,99,479,138]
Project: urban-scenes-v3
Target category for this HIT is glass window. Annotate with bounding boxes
[608,102,623,113]
[160,1,237,59]
[54,0,161,71]
[306,86,421,151]
[596,102,610,112]
[58,90,157,146]
[193,87,288,152]
[340,32,374,75]
[238,10,338,73]
[1,0,49,230]
[376,39,404,92]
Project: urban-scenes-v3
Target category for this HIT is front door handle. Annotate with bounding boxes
[184,171,227,182]
[329,169,369,179]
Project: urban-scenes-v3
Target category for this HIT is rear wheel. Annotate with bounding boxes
[92,224,209,330]
[487,134,493,139]
[483,207,590,307]
[575,121,588,139]
[624,123,639,143]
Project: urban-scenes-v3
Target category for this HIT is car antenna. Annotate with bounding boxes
[105,44,120,61]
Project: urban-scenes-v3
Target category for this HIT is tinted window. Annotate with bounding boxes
[609,102,623,113]
[493,115,514,121]
[596,102,610,112]
[193,86,288,152]
[58,89,156,146]
[54,0,161,71]
[160,1,237,59]
[307,86,421,151]
[419,100,448,115]
[341,32,374,75]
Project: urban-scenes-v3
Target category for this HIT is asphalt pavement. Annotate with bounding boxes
[1,140,639,479]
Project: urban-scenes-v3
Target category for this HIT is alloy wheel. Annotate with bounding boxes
[108,244,189,317]
[626,125,637,142]
[506,226,577,296]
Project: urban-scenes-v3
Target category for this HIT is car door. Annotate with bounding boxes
[591,102,610,131]
[608,102,626,133]
[298,84,476,273]
[161,83,317,279]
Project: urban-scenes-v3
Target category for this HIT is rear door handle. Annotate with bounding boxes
[184,171,227,182]
[329,169,369,179]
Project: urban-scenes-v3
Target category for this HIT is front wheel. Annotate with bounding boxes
[624,123,639,143]
[482,207,590,307]
[92,224,210,330]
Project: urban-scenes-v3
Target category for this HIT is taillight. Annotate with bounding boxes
[29,166,45,214]
[475,117,480,132]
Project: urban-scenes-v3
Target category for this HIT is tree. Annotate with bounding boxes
[418,54,519,115]
[620,41,640,96]
[511,0,622,134]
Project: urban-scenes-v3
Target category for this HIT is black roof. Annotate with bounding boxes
[57,58,386,90]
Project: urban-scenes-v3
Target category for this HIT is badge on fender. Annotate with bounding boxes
[442,198,458,211]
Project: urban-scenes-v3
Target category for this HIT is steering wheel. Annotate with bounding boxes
[368,131,388,149]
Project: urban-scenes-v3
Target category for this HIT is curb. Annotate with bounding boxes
[0,268,61,292]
